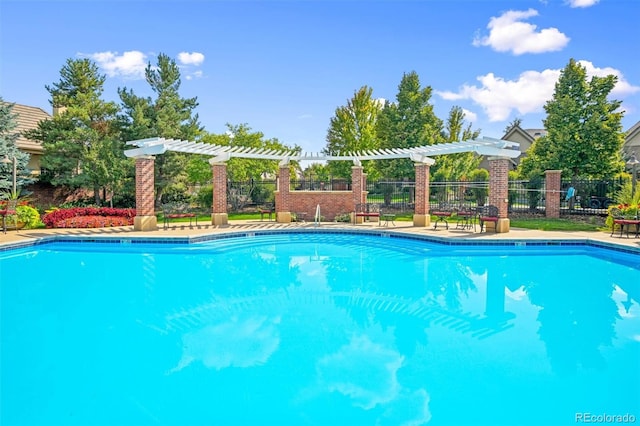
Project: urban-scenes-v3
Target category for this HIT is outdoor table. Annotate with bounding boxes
[455,210,477,231]
[380,213,396,227]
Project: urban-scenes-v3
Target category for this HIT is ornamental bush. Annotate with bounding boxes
[42,207,136,228]
[16,205,42,229]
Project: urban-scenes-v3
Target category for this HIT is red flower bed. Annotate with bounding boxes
[42,207,136,228]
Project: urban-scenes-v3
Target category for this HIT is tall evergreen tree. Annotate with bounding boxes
[519,59,624,180]
[24,59,124,204]
[118,53,202,205]
[323,86,382,179]
[376,71,443,179]
[0,100,36,195]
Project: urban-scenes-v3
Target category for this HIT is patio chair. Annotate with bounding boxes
[430,203,453,230]
[609,207,640,238]
[478,205,499,233]
[0,199,18,234]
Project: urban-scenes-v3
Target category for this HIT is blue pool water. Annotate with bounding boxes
[1,233,639,426]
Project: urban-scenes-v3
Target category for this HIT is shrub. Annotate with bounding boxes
[605,203,640,228]
[0,201,42,229]
[42,207,136,228]
[16,205,41,229]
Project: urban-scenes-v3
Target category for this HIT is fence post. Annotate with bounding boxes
[545,170,562,218]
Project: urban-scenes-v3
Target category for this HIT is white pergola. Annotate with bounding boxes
[125,136,521,164]
[125,135,521,232]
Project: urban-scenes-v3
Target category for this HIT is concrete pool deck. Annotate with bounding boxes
[1,219,639,251]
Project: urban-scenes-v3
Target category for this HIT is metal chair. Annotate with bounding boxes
[1,199,19,233]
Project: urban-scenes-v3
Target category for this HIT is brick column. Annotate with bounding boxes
[350,166,365,223]
[545,170,562,218]
[351,166,364,206]
[211,163,228,226]
[413,163,431,227]
[275,165,292,223]
[134,156,157,231]
[489,157,510,232]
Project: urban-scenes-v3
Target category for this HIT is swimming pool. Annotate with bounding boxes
[1,232,639,426]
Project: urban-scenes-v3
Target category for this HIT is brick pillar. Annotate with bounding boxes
[413,163,431,227]
[349,166,364,223]
[211,163,228,226]
[489,157,510,232]
[276,165,292,223]
[134,156,157,231]
[351,166,364,206]
[545,170,562,218]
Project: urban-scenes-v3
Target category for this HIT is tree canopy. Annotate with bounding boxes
[376,71,443,179]
[431,106,481,182]
[519,59,625,180]
[323,86,382,179]
[0,99,35,196]
[118,53,203,205]
[24,58,125,204]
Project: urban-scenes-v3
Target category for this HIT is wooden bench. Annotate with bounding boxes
[161,203,198,229]
[354,203,380,224]
[258,203,275,221]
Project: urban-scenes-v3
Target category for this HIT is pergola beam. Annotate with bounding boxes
[125,136,521,162]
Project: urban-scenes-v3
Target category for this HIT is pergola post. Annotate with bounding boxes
[413,162,431,227]
[211,162,228,226]
[488,157,511,233]
[133,156,158,231]
[276,165,292,223]
[545,170,562,218]
[350,166,366,223]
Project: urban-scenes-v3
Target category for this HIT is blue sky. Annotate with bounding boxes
[1,0,639,154]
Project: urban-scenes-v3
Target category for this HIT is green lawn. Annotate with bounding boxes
[509,217,602,232]
[161,211,606,232]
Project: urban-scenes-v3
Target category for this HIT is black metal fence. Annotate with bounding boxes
[221,177,625,216]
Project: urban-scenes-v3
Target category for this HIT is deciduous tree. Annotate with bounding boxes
[323,86,382,179]
[519,59,625,180]
[432,106,481,181]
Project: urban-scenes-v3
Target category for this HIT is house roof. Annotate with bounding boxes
[2,102,50,154]
[625,120,640,144]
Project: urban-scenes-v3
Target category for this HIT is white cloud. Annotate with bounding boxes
[177,51,205,66]
[436,61,639,122]
[473,9,570,55]
[567,0,599,8]
[577,60,640,97]
[87,50,147,79]
[185,70,204,81]
[462,109,478,123]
